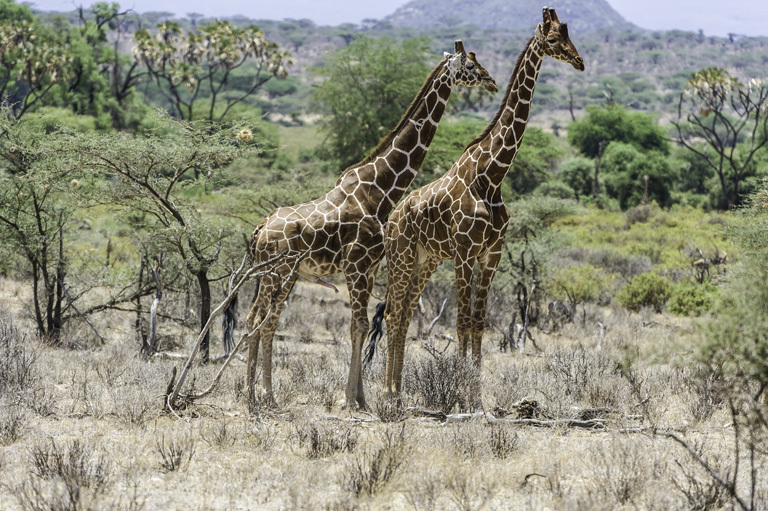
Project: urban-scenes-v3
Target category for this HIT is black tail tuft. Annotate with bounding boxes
[222,292,238,355]
[363,301,387,368]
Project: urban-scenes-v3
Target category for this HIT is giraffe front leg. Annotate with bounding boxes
[382,237,417,399]
[471,245,503,366]
[392,257,440,395]
[454,251,476,359]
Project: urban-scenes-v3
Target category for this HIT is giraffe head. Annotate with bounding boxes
[536,7,585,71]
[444,40,498,93]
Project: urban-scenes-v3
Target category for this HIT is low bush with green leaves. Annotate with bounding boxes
[668,281,718,316]
[617,272,672,312]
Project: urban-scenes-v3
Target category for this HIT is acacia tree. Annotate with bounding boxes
[72,114,258,362]
[0,17,72,120]
[0,112,153,343]
[0,122,72,342]
[674,68,768,208]
[132,20,292,122]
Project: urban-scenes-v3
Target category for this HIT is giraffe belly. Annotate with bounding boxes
[297,252,342,278]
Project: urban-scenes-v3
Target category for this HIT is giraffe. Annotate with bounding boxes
[245,40,497,410]
[374,8,584,402]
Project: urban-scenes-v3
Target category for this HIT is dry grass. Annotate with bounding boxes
[0,279,766,510]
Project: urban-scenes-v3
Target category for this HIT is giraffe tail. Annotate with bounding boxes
[221,290,238,355]
[363,300,387,368]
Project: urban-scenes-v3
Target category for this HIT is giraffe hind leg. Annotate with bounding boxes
[244,271,295,411]
[343,265,375,410]
[259,273,297,407]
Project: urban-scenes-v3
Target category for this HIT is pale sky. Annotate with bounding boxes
[22,0,768,37]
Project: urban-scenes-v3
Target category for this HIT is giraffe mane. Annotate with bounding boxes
[335,56,450,185]
[463,36,534,151]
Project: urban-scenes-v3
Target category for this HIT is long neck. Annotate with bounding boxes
[336,63,455,220]
[464,37,544,194]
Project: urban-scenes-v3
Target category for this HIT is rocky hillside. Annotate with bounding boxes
[384,0,631,32]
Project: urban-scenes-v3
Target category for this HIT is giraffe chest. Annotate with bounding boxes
[402,184,508,260]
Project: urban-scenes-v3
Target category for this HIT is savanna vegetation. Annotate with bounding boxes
[1,0,768,509]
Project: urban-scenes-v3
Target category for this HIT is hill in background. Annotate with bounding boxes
[385,0,632,32]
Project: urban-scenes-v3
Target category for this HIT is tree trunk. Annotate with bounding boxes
[593,141,607,200]
[136,258,149,355]
[146,258,163,360]
[51,218,66,343]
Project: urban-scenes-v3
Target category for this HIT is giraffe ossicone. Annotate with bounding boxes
[243,40,497,411]
[370,7,584,405]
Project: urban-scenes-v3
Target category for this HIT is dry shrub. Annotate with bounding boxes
[75,348,166,427]
[244,420,277,451]
[0,320,39,392]
[443,422,519,461]
[544,348,624,410]
[403,467,443,511]
[488,423,519,459]
[678,367,725,423]
[29,440,109,486]
[155,433,195,472]
[342,425,410,497]
[589,436,664,505]
[446,466,498,511]
[278,353,341,411]
[200,420,236,448]
[16,439,111,511]
[446,423,482,460]
[0,319,51,414]
[403,353,479,414]
[0,400,26,445]
[367,393,406,423]
[672,457,731,510]
[293,422,358,459]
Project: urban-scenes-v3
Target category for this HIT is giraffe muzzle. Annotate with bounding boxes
[483,78,499,93]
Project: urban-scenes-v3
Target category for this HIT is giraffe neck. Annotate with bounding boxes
[466,36,543,195]
[335,62,455,220]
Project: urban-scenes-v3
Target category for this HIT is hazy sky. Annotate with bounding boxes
[22,0,768,37]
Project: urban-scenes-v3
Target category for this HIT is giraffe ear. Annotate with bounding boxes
[454,39,466,54]
[541,7,552,33]
[443,51,450,58]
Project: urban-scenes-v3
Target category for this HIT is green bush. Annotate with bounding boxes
[535,180,576,200]
[668,281,718,316]
[617,272,672,312]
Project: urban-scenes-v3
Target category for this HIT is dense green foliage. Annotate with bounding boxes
[668,281,718,316]
[568,103,669,158]
[616,272,672,312]
[700,186,768,393]
[507,127,564,195]
[311,35,432,166]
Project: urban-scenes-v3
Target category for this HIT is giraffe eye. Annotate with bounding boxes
[547,37,558,44]
[467,62,475,70]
